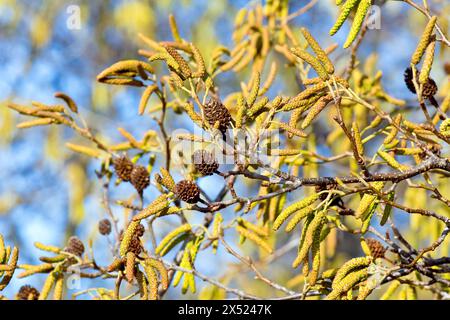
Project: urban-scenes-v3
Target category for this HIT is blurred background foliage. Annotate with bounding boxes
[0,0,449,299]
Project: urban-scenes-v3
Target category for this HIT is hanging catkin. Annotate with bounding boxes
[300,28,334,74]
[329,0,361,36]
[411,16,437,65]
[290,48,330,80]
[273,194,319,231]
[419,41,435,85]
[343,0,371,48]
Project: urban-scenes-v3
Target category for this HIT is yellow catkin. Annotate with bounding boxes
[220,47,247,71]
[383,114,401,145]
[246,96,269,118]
[301,28,334,74]
[34,242,61,254]
[190,43,206,78]
[155,224,191,255]
[135,270,148,300]
[394,148,422,156]
[160,168,176,191]
[97,60,154,81]
[308,229,322,286]
[380,280,401,300]
[133,195,169,221]
[0,235,5,264]
[411,16,437,65]
[332,256,372,289]
[168,14,182,42]
[39,272,56,300]
[146,258,169,291]
[275,121,308,138]
[66,143,102,158]
[163,45,192,79]
[327,268,368,300]
[54,92,78,113]
[17,118,56,129]
[212,213,223,254]
[138,85,158,115]
[235,94,246,129]
[290,47,329,80]
[285,205,315,232]
[125,251,136,283]
[439,119,450,137]
[247,71,260,108]
[301,94,334,129]
[419,41,435,84]
[352,122,364,156]
[378,151,408,171]
[0,265,13,272]
[237,218,268,237]
[259,61,277,96]
[282,94,323,112]
[119,221,140,257]
[17,264,53,278]
[354,181,384,219]
[329,0,361,36]
[343,0,371,48]
[292,212,325,268]
[0,247,18,290]
[145,263,159,300]
[149,52,180,71]
[173,242,193,288]
[53,273,64,300]
[273,194,319,231]
[357,283,373,300]
[235,225,273,254]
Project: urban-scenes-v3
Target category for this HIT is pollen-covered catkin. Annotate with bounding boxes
[53,273,64,300]
[119,221,140,257]
[235,94,246,128]
[163,45,192,79]
[155,224,191,255]
[354,182,384,219]
[440,119,450,137]
[235,225,273,254]
[133,195,169,221]
[332,256,372,289]
[343,0,371,48]
[352,122,364,156]
[160,168,176,191]
[301,28,334,74]
[212,213,223,254]
[290,48,329,80]
[329,0,361,36]
[327,268,368,300]
[146,258,169,291]
[419,41,435,84]
[138,85,158,115]
[190,43,206,78]
[247,71,260,107]
[145,263,159,300]
[39,272,56,300]
[285,205,315,232]
[411,16,437,65]
[378,151,408,171]
[380,280,401,300]
[292,211,325,268]
[301,94,334,129]
[273,194,319,231]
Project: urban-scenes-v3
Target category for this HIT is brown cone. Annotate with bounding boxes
[203,98,232,135]
[404,67,437,98]
[193,150,219,176]
[98,219,112,235]
[65,236,85,257]
[130,165,150,194]
[366,238,386,259]
[17,285,39,300]
[113,156,134,182]
[174,180,201,203]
